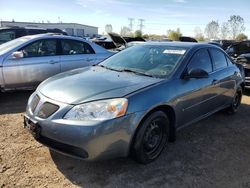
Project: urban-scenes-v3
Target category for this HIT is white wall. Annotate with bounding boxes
[0,21,98,37]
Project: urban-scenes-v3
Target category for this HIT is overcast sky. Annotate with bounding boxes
[1,0,250,37]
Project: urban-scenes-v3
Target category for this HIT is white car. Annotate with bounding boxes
[0,34,113,91]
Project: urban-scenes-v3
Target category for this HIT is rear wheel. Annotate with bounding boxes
[226,87,242,114]
[132,111,169,164]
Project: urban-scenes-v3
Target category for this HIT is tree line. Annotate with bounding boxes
[104,15,248,41]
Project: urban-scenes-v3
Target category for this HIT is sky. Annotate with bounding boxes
[1,0,250,37]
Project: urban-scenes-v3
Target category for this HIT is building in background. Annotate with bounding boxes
[0,21,98,37]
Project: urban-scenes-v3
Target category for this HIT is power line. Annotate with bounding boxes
[138,18,145,31]
[128,18,134,31]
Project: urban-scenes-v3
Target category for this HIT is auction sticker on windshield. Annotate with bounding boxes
[163,49,186,55]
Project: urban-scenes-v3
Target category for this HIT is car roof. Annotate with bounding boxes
[140,41,218,49]
[21,33,86,41]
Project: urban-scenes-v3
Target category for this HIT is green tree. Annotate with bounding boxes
[228,15,245,39]
[134,30,142,38]
[167,28,182,41]
[236,33,248,41]
[205,20,219,39]
[142,34,149,39]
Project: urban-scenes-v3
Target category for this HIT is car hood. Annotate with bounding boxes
[38,66,162,104]
[108,32,127,48]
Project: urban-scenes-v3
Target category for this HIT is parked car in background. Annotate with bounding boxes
[226,40,250,58]
[24,42,244,164]
[0,34,113,91]
[207,42,223,48]
[226,40,250,88]
[179,36,197,43]
[0,26,67,45]
[235,54,250,88]
[211,40,235,50]
[100,32,146,50]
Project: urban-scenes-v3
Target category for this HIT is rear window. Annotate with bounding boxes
[61,40,95,55]
[0,31,16,44]
[226,56,233,65]
[210,49,228,70]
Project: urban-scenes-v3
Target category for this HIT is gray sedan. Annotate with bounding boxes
[24,42,244,164]
[0,34,113,91]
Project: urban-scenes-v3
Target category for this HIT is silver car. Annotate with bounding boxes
[0,34,113,91]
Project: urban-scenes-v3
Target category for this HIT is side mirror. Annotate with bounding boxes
[10,51,24,60]
[184,68,209,79]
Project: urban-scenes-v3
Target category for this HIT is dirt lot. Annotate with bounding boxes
[0,91,250,188]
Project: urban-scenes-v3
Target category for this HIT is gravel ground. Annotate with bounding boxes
[0,91,250,188]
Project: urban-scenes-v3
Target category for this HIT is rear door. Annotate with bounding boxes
[2,39,61,89]
[59,39,98,72]
[208,48,236,107]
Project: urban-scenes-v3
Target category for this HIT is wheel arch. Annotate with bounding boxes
[129,104,176,156]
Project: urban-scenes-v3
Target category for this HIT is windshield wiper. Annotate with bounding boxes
[96,64,122,72]
[120,68,154,78]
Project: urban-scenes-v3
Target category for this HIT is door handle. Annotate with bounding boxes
[49,60,59,64]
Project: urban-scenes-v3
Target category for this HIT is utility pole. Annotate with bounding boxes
[138,19,145,32]
[128,18,134,32]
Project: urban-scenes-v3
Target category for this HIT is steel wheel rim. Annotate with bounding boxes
[143,118,164,155]
[233,92,240,110]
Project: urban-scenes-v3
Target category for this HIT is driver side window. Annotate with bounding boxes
[187,49,212,73]
[20,39,57,58]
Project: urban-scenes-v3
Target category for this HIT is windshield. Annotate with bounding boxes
[100,45,187,78]
[0,37,30,55]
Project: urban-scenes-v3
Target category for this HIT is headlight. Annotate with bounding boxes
[64,98,128,121]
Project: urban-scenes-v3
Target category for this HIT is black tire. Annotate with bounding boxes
[132,111,170,164]
[226,87,242,114]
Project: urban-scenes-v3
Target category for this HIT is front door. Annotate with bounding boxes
[3,39,60,89]
[175,48,219,127]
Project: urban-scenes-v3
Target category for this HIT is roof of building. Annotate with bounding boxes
[0,21,98,29]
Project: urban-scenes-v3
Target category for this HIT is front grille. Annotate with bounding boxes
[31,95,40,113]
[37,102,59,119]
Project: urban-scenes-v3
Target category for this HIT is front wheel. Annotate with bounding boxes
[132,111,169,164]
[226,87,242,114]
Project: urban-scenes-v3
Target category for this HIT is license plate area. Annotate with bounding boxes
[24,115,40,139]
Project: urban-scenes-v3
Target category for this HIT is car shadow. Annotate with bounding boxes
[50,102,250,187]
[0,91,33,115]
